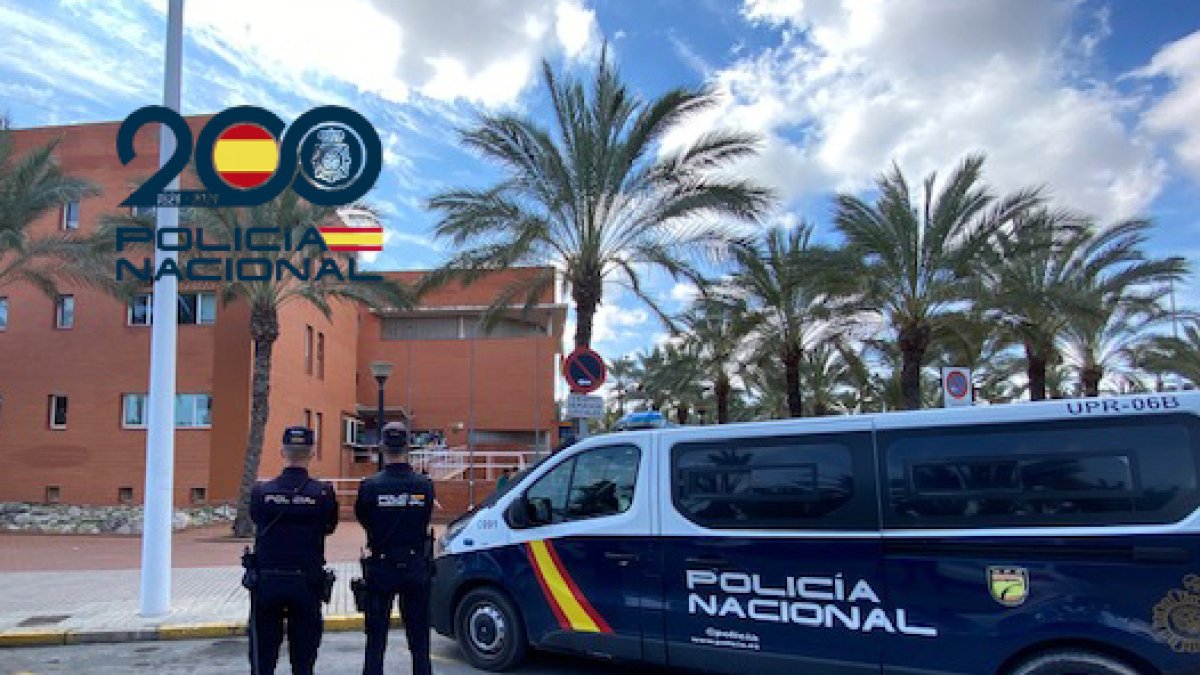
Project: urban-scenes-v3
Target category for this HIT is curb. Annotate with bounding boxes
[0,613,395,648]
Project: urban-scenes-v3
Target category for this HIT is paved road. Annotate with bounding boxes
[0,632,659,675]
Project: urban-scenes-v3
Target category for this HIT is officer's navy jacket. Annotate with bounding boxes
[251,467,338,569]
[355,463,435,556]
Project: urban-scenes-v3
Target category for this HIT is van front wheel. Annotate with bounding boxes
[454,586,528,672]
[1008,649,1143,675]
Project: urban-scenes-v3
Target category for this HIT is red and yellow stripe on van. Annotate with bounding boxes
[525,540,612,633]
[316,226,384,252]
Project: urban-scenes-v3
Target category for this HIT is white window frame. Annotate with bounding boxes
[49,394,68,429]
[122,393,148,429]
[123,393,211,429]
[62,201,80,231]
[196,292,216,325]
[127,294,152,326]
[55,295,74,329]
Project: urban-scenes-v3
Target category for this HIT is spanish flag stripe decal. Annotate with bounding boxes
[544,540,613,633]
[525,544,570,630]
[213,139,279,173]
[218,123,274,141]
[219,171,275,189]
[526,540,610,634]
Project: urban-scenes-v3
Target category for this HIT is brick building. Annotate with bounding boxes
[0,119,566,510]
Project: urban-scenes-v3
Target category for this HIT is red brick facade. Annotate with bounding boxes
[0,119,566,506]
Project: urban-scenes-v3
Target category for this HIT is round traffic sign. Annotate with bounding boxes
[945,370,971,399]
[563,347,607,394]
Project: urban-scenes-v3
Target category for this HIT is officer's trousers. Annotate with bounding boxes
[249,571,323,675]
[363,584,431,675]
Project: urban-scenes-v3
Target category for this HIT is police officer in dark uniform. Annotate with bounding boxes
[356,421,435,675]
[246,426,339,675]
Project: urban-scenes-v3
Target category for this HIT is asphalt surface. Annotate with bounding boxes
[0,632,663,675]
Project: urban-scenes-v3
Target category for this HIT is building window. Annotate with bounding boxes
[315,412,323,459]
[118,487,134,504]
[128,292,215,326]
[305,326,314,374]
[48,395,68,429]
[45,486,61,504]
[55,295,74,329]
[123,393,211,429]
[130,205,156,219]
[175,394,212,428]
[304,408,313,431]
[190,487,207,505]
[316,333,325,379]
[0,296,8,330]
[177,292,216,325]
[128,294,152,326]
[62,201,80,230]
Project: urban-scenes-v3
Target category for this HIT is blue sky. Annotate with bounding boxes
[2,0,1199,364]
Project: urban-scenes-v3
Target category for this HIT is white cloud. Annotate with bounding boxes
[668,282,700,303]
[1133,29,1200,181]
[666,0,1166,219]
[125,0,599,107]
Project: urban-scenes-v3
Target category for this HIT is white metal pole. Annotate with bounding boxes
[140,0,184,618]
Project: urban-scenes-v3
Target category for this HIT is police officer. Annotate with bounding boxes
[356,421,435,675]
[247,426,339,675]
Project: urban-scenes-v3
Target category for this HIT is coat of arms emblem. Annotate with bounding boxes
[311,127,352,185]
[987,566,1029,607]
[1154,575,1200,653]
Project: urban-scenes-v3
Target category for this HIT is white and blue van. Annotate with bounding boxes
[432,392,1200,675]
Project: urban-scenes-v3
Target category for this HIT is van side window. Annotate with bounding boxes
[520,444,640,527]
[883,416,1200,528]
[671,433,874,530]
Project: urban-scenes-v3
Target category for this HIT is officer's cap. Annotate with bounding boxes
[283,426,314,447]
[381,421,409,450]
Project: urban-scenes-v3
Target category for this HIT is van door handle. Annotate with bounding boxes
[685,556,731,569]
[604,552,639,567]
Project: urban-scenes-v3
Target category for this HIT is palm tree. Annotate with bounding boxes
[724,226,855,417]
[835,154,1041,409]
[678,298,754,423]
[0,127,111,296]
[106,192,411,537]
[800,340,863,416]
[1045,219,1186,397]
[607,355,637,417]
[1144,320,1200,387]
[425,53,772,347]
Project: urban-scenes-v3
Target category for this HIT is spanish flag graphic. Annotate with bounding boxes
[526,540,613,633]
[317,225,385,252]
[212,124,279,189]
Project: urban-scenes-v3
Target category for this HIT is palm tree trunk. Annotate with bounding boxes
[898,323,931,411]
[572,277,601,348]
[232,304,280,538]
[813,400,829,417]
[715,372,731,424]
[676,405,689,425]
[783,345,803,418]
[1025,342,1048,402]
[1082,366,1103,397]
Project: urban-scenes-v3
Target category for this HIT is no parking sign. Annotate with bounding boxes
[942,367,973,407]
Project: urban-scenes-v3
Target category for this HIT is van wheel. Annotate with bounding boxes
[1008,649,1142,675]
[454,586,528,671]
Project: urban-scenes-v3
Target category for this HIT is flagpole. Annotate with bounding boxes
[140,0,184,618]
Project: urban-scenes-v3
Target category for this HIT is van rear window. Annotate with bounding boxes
[883,415,1200,528]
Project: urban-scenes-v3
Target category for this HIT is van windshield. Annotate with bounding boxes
[476,455,550,510]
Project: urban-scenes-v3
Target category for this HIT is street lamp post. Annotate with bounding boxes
[370,361,393,471]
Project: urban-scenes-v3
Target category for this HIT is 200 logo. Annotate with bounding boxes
[117,105,382,208]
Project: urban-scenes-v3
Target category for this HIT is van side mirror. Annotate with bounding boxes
[507,496,532,529]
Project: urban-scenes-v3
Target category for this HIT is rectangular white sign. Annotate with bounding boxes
[566,393,605,418]
[942,367,973,407]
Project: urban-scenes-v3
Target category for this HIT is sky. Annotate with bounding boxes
[2,0,1199,364]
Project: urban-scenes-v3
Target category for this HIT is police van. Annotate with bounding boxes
[432,392,1200,675]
